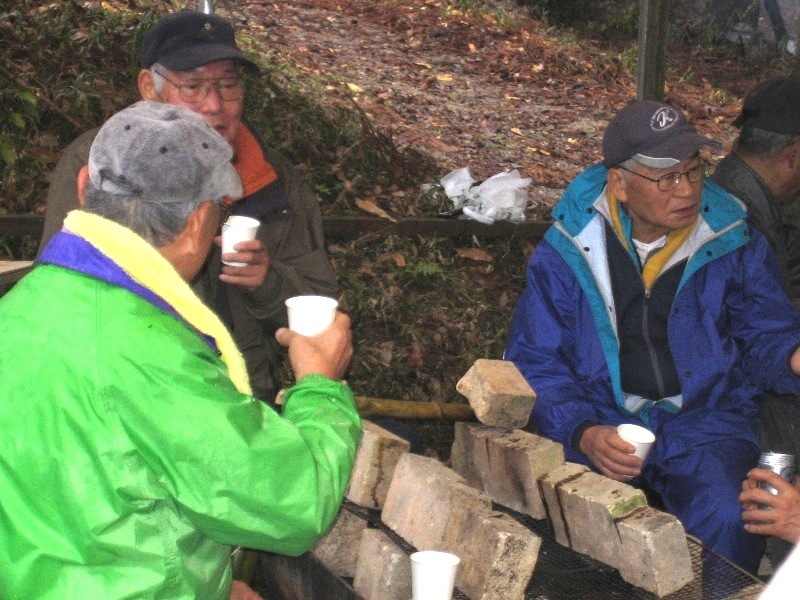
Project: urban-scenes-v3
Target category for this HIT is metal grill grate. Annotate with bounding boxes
[343,501,765,599]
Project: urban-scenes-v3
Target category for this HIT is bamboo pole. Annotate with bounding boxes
[353,396,475,421]
[275,390,475,421]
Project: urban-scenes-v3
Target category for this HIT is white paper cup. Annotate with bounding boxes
[285,295,338,337]
[617,423,656,461]
[221,215,260,266]
[410,550,460,600]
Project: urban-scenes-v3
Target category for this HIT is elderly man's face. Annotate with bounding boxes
[149,60,244,145]
[609,156,704,243]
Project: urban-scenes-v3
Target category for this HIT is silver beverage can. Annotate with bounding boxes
[757,452,797,507]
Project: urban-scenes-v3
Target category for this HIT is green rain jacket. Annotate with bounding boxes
[0,249,361,598]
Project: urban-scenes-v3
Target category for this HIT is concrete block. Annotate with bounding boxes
[311,508,368,578]
[346,419,411,509]
[616,507,693,597]
[353,529,411,600]
[446,508,541,600]
[455,359,536,428]
[451,423,564,519]
[557,471,647,568]
[539,462,590,547]
[382,453,491,551]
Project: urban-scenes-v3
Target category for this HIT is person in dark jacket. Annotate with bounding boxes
[40,10,339,404]
[712,76,800,298]
[713,75,800,570]
[506,99,800,573]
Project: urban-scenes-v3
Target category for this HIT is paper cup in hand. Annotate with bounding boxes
[285,295,338,337]
[410,551,460,600]
[617,423,656,461]
[221,215,260,266]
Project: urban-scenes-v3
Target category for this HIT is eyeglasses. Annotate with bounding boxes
[154,68,244,103]
[616,162,708,192]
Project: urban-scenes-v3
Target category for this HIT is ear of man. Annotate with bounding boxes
[607,167,630,203]
[138,69,159,101]
[77,165,89,207]
[159,201,218,280]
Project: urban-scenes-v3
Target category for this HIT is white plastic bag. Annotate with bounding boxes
[434,167,531,224]
[439,167,476,209]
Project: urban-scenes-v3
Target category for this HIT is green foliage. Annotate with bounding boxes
[323,233,528,405]
[1,0,436,250]
[0,0,160,221]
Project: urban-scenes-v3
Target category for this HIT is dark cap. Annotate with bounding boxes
[603,100,719,168]
[139,10,258,72]
[88,100,242,204]
[733,77,800,135]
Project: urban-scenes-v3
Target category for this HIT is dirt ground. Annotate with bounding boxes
[232,0,764,218]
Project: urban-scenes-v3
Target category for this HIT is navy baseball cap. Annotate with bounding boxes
[139,10,259,72]
[603,100,719,168]
[733,77,800,135]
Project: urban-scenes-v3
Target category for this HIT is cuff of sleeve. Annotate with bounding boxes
[571,420,598,453]
[287,374,354,404]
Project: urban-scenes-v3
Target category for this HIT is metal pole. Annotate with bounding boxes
[197,0,215,14]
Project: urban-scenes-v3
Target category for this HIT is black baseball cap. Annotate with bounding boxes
[733,77,800,135]
[139,10,259,72]
[603,100,719,168]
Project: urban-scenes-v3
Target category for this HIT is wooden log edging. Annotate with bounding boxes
[0,214,551,241]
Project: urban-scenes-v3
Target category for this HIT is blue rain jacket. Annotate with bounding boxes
[506,164,800,571]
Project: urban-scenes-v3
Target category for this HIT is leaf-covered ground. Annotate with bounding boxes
[5,0,786,456]
[236,0,765,219]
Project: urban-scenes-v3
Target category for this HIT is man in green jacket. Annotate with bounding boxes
[0,100,362,599]
[40,10,339,404]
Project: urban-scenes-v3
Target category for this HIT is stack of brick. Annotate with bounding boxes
[453,361,695,598]
[311,360,696,599]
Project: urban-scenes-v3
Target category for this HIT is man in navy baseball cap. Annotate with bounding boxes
[506,97,800,576]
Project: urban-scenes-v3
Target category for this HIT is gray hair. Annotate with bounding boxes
[150,62,167,95]
[737,127,800,159]
[82,186,206,247]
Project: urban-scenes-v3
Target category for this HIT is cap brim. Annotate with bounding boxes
[633,133,720,169]
[159,44,259,73]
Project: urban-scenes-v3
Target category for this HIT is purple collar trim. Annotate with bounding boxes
[39,231,220,353]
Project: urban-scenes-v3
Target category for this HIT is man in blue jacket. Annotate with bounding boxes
[506,100,800,573]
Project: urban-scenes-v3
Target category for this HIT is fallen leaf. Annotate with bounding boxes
[455,248,493,262]
[346,82,364,93]
[436,74,454,82]
[391,252,407,267]
[356,198,397,222]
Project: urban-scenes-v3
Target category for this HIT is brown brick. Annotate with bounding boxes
[616,507,694,597]
[451,423,564,519]
[539,462,590,547]
[557,471,647,568]
[311,507,369,578]
[381,453,491,552]
[445,508,541,600]
[352,529,411,600]
[456,359,536,428]
[346,419,411,509]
